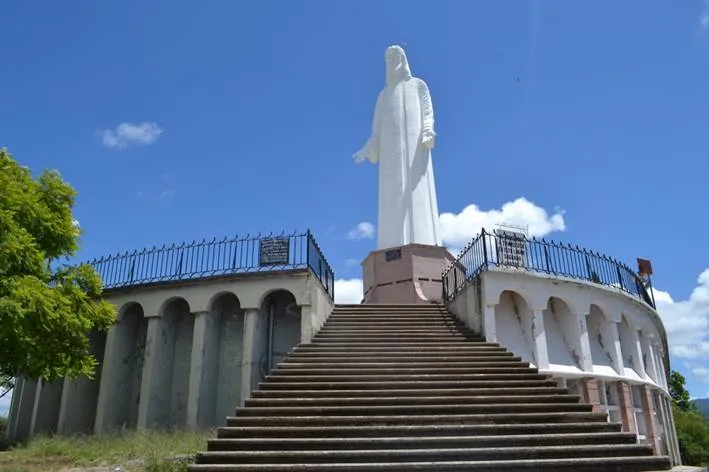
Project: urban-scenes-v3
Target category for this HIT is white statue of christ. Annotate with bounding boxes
[354,45,443,251]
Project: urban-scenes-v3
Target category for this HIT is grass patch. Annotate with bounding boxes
[0,429,212,472]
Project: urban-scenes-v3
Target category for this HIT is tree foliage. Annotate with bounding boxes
[669,370,695,412]
[0,148,116,383]
[669,370,709,466]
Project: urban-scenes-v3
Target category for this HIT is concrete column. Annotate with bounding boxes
[641,335,658,382]
[137,316,170,430]
[575,313,594,372]
[663,394,682,466]
[607,322,625,374]
[580,378,602,414]
[532,308,549,370]
[640,385,662,455]
[30,378,63,436]
[9,378,38,441]
[655,392,673,461]
[94,322,123,434]
[483,304,496,342]
[58,331,107,435]
[616,381,637,433]
[186,310,213,429]
[241,308,265,403]
[630,328,646,378]
[5,378,22,440]
[300,304,314,344]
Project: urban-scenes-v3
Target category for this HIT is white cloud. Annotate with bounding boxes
[98,122,163,149]
[701,0,709,29]
[347,222,375,240]
[439,197,566,248]
[335,278,363,304]
[691,366,709,383]
[654,269,709,364]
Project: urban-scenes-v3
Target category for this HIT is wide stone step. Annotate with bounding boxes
[309,337,481,343]
[188,456,671,472]
[316,329,477,335]
[292,346,505,353]
[285,357,521,365]
[321,324,468,330]
[195,444,654,464]
[325,318,461,323]
[244,394,581,407]
[215,422,623,438]
[258,379,559,390]
[190,458,671,472]
[272,367,538,375]
[225,411,610,426]
[296,344,508,350]
[277,361,528,369]
[264,373,549,382]
[206,431,636,451]
[234,403,592,417]
[251,387,572,398]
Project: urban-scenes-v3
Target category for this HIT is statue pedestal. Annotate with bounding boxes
[361,244,456,304]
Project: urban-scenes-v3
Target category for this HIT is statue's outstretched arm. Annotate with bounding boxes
[418,80,436,148]
[355,91,383,164]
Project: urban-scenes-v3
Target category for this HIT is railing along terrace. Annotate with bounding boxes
[442,228,654,309]
[87,230,335,299]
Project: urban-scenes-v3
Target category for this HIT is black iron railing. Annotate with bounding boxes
[442,229,654,308]
[87,230,334,299]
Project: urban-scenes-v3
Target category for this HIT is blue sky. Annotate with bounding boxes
[2,0,709,414]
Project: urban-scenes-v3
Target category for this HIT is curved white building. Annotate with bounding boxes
[443,228,681,465]
[4,227,681,468]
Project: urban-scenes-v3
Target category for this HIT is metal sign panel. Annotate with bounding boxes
[259,237,290,266]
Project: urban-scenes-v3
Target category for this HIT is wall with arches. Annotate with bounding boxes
[6,269,334,440]
[446,267,680,465]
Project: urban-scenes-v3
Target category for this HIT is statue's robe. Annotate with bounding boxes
[367,75,442,250]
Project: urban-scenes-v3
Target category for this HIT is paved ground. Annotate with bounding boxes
[671,466,707,471]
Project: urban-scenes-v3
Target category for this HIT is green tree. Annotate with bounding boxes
[669,370,709,466]
[0,148,115,385]
[669,370,695,412]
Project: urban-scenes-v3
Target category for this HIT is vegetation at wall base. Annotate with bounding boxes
[0,148,116,385]
[0,429,210,472]
[669,370,709,466]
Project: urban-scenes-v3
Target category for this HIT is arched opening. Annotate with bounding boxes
[494,291,535,366]
[618,315,642,380]
[150,297,194,429]
[544,297,583,372]
[261,290,301,374]
[103,302,148,430]
[587,304,618,376]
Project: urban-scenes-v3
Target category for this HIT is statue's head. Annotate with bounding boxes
[385,45,412,85]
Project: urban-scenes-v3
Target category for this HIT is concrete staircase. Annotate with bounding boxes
[188,304,672,472]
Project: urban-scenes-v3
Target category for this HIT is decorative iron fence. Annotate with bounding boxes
[86,230,335,299]
[442,229,654,308]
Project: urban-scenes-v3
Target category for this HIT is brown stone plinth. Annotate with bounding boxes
[362,244,456,304]
[617,381,637,433]
[580,378,602,414]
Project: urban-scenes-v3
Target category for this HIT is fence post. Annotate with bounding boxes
[481,229,489,267]
[306,230,311,271]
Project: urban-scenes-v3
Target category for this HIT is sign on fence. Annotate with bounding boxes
[259,237,290,266]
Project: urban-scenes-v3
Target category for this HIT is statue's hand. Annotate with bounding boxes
[422,130,436,149]
[354,145,377,164]
[354,148,368,164]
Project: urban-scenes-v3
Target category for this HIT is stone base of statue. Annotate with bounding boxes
[361,244,456,304]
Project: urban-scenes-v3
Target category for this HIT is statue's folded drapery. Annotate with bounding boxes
[355,45,442,251]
